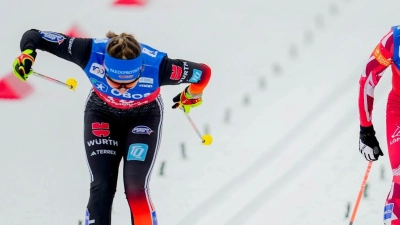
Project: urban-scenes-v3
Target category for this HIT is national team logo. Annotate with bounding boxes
[132,126,153,135]
[189,69,203,83]
[170,65,182,80]
[92,122,110,137]
[127,143,149,161]
[39,31,65,45]
[89,63,106,78]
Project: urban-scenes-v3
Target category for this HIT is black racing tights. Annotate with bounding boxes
[83,90,163,225]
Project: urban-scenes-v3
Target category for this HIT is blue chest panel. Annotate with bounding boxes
[83,39,167,101]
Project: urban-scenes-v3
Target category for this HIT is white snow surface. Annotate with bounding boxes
[0,0,399,224]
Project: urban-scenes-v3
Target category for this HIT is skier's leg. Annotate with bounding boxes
[84,111,123,225]
[384,92,400,224]
[122,113,163,225]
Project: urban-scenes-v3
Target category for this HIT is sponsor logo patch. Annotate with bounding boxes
[142,47,158,57]
[132,126,153,135]
[92,122,110,137]
[39,31,65,44]
[189,69,203,83]
[89,63,106,78]
[127,143,149,161]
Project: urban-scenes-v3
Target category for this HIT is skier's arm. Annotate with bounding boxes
[20,29,92,69]
[359,29,394,127]
[158,57,211,94]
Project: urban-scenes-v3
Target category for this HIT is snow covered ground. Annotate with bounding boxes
[0,0,399,224]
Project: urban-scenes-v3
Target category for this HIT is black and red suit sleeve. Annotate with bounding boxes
[158,57,211,93]
[20,29,92,69]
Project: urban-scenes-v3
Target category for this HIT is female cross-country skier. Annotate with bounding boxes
[357,25,400,224]
[12,29,211,225]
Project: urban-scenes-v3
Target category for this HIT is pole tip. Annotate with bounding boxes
[66,78,78,91]
[202,134,213,145]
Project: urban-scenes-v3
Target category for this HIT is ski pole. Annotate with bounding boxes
[183,112,213,145]
[349,160,373,225]
[32,71,78,91]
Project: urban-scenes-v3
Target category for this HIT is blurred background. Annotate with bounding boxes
[0,0,398,224]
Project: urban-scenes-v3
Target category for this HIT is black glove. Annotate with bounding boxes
[359,125,384,161]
